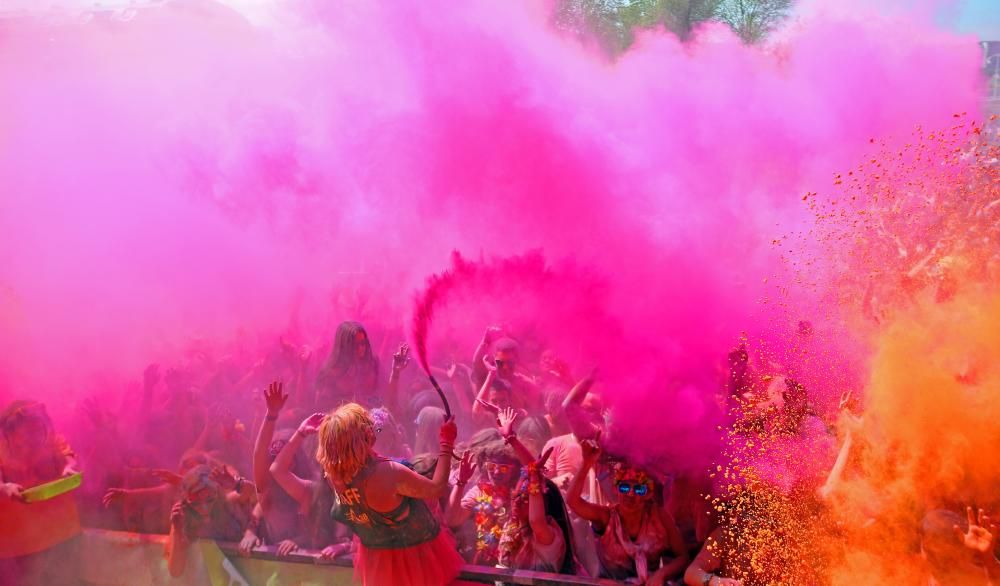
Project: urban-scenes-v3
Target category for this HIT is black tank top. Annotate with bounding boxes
[330,457,440,549]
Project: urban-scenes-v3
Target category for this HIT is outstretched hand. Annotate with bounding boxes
[497,407,519,438]
[580,429,602,463]
[392,343,411,372]
[458,451,478,485]
[264,381,288,416]
[955,506,996,555]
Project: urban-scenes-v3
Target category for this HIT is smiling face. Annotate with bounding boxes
[484,458,520,488]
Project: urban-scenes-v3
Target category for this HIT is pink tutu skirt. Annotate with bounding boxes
[354,528,464,586]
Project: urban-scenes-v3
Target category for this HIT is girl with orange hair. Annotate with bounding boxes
[276,402,463,585]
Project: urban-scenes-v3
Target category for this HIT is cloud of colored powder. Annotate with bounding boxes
[0,0,986,475]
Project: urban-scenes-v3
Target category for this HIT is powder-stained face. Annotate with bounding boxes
[354,331,369,360]
[484,459,520,488]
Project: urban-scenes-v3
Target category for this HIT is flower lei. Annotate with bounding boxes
[471,481,511,561]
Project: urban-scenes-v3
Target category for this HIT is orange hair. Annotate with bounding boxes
[316,403,375,484]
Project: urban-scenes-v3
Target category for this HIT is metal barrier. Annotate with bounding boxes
[79,529,621,586]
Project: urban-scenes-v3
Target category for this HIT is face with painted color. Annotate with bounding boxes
[483,458,520,488]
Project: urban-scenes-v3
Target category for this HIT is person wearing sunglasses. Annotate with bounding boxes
[470,327,543,414]
[567,436,689,585]
[446,440,522,566]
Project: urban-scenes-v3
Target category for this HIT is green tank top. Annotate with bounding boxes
[330,457,440,549]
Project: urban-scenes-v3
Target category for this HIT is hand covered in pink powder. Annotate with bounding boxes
[297,413,326,437]
[482,326,504,345]
[497,407,519,438]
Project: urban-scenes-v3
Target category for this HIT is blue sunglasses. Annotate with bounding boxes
[617,481,649,496]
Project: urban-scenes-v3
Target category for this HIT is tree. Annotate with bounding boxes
[659,0,722,41]
[553,0,722,54]
[717,0,792,44]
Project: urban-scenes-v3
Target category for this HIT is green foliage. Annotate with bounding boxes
[717,0,792,44]
[553,0,790,55]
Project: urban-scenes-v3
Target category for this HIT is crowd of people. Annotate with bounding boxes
[0,320,997,586]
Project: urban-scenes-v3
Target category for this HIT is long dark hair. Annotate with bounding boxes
[542,478,577,575]
[317,321,379,394]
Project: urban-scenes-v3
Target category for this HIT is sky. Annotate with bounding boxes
[949,0,1000,40]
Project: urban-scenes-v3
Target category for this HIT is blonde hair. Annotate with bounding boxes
[316,403,375,484]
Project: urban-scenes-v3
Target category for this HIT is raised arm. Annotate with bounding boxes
[471,368,498,420]
[955,506,1000,581]
[527,451,556,546]
[167,502,192,577]
[819,392,861,502]
[495,407,536,466]
[446,451,476,528]
[269,413,324,511]
[386,343,410,417]
[472,326,503,383]
[565,434,610,530]
[561,368,596,412]
[395,418,457,500]
[254,381,287,491]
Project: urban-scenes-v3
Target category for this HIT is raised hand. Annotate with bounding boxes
[482,354,498,374]
[955,506,996,555]
[392,343,411,372]
[457,451,478,485]
[497,407,519,438]
[439,418,458,446]
[209,465,235,491]
[297,413,326,437]
[580,430,602,464]
[264,381,288,416]
[483,326,504,345]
